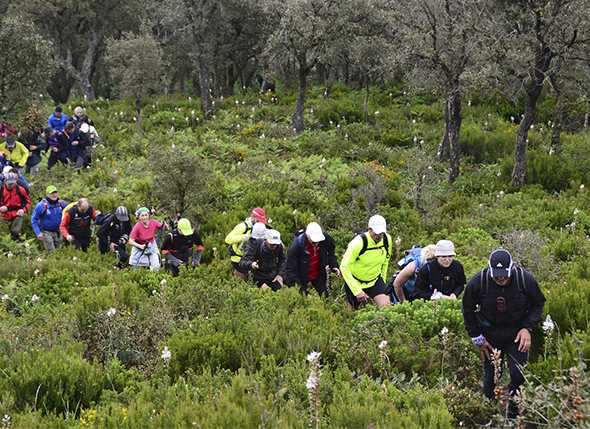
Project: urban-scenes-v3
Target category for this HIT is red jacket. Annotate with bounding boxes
[0,184,30,220]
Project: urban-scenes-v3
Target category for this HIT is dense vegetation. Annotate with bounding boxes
[1,85,589,428]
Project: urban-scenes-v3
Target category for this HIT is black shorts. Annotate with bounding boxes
[345,277,390,308]
[232,261,249,275]
[255,279,282,291]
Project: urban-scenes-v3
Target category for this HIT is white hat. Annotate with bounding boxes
[266,229,282,245]
[435,240,456,257]
[2,166,12,175]
[80,123,90,133]
[305,222,325,242]
[368,215,387,234]
[251,222,267,240]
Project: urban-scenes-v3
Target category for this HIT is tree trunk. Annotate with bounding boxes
[550,81,563,154]
[135,96,143,135]
[511,46,552,188]
[63,29,100,101]
[47,67,75,104]
[292,55,307,134]
[198,59,213,119]
[447,87,462,182]
[363,82,370,124]
[438,101,450,161]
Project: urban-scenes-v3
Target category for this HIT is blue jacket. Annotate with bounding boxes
[47,113,69,132]
[31,198,68,235]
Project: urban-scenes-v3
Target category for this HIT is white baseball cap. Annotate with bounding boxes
[251,222,267,240]
[305,222,325,242]
[368,215,387,234]
[266,229,282,245]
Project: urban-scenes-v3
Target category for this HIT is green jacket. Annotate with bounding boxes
[224,219,253,263]
[0,141,29,167]
[341,232,393,296]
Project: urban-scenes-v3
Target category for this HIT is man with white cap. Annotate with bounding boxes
[413,239,466,301]
[240,228,285,291]
[285,222,339,296]
[462,248,545,419]
[340,215,393,309]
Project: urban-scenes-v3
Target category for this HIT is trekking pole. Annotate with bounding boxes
[325,265,331,295]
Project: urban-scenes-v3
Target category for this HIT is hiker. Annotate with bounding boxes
[391,244,436,303]
[97,206,132,269]
[59,198,98,252]
[46,128,69,169]
[161,218,205,276]
[284,222,339,297]
[0,172,30,240]
[225,207,267,279]
[31,185,68,251]
[0,135,30,173]
[412,240,466,301]
[0,166,29,191]
[64,121,90,169]
[462,249,546,419]
[23,127,48,175]
[47,106,69,132]
[72,106,86,129]
[78,123,94,167]
[128,207,165,271]
[241,222,270,256]
[340,215,393,309]
[240,229,285,291]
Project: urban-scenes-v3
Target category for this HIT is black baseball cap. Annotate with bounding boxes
[489,249,513,278]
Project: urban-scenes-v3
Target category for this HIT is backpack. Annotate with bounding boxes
[40,198,68,216]
[473,267,528,328]
[389,246,422,303]
[356,232,390,260]
[227,221,252,257]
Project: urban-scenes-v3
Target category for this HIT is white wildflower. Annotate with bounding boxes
[580,184,585,190]
[106,308,117,317]
[1,294,9,302]
[543,315,555,334]
[306,374,319,390]
[160,279,168,288]
[378,340,388,350]
[440,326,449,336]
[307,351,321,362]
[161,346,172,363]
[31,294,39,303]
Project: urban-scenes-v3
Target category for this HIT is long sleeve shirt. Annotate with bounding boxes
[462,267,546,346]
[340,233,392,296]
[413,260,466,300]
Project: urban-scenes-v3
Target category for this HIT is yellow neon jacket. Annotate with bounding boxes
[0,141,29,167]
[224,219,253,263]
[340,232,393,296]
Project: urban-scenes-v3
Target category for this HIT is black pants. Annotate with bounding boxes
[300,277,328,297]
[47,153,68,169]
[344,277,389,309]
[99,237,128,266]
[483,340,528,418]
[73,235,91,252]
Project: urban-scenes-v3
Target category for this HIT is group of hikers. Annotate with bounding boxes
[0,105,100,175]
[0,107,546,419]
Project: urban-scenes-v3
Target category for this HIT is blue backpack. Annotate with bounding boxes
[390,246,423,303]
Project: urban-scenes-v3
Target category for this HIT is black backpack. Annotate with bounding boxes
[356,232,390,260]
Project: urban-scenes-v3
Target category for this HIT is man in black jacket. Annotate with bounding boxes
[240,229,285,291]
[462,249,546,419]
[161,218,205,277]
[97,206,132,268]
[284,222,339,296]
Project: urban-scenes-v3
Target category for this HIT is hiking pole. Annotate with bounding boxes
[325,265,331,295]
[395,236,402,261]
